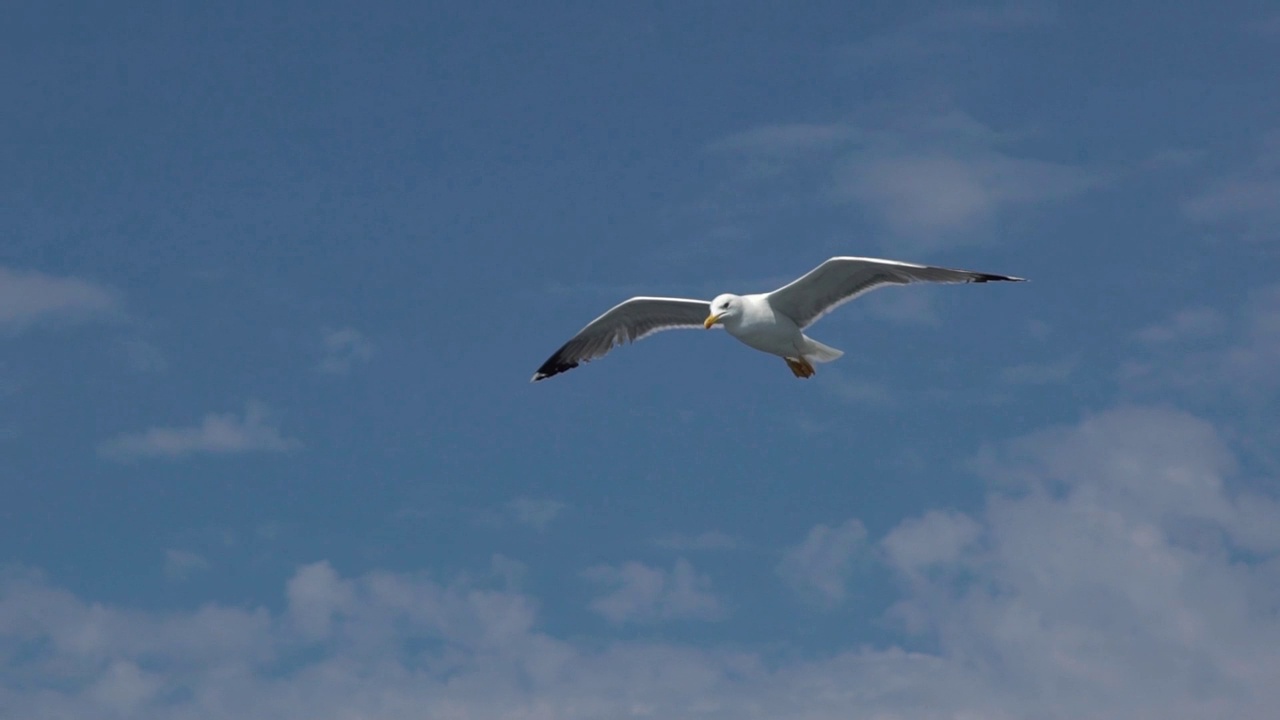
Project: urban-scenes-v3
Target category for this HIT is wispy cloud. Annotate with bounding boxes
[824,372,895,405]
[776,518,868,608]
[5,403,1280,720]
[651,530,739,551]
[881,510,982,577]
[861,287,940,325]
[834,148,1098,250]
[1185,178,1280,237]
[88,660,163,716]
[838,0,1057,73]
[1122,284,1280,401]
[120,339,168,373]
[1246,12,1280,37]
[0,265,120,333]
[1134,307,1225,344]
[316,327,375,375]
[584,558,724,624]
[1184,129,1280,240]
[98,401,300,461]
[505,498,566,532]
[163,549,210,581]
[694,5,1090,256]
[1221,284,1280,393]
[942,0,1059,30]
[1141,147,1209,172]
[707,123,856,157]
[285,560,354,640]
[710,111,1102,253]
[999,355,1079,385]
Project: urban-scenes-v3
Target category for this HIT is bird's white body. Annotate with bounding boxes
[717,294,842,363]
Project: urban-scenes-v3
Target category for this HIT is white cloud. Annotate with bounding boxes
[881,510,983,575]
[2,407,1280,712]
[1184,129,1280,240]
[315,327,374,375]
[4,406,1279,719]
[1185,177,1280,230]
[1123,284,1280,400]
[862,286,940,325]
[834,148,1098,251]
[652,530,740,551]
[286,561,353,641]
[698,7,1087,256]
[824,372,895,406]
[977,406,1275,550]
[0,266,120,333]
[120,339,168,372]
[776,518,868,608]
[1134,307,1225,344]
[506,498,566,532]
[839,0,1056,72]
[885,405,1280,716]
[999,355,1078,385]
[1142,147,1208,171]
[87,660,163,718]
[943,0,1059,30]
[1252,13,1280,36]
[584,558,724,624]
[1222,284,1280,392]
[98,401,300,460]
[163,550,209,581]
[711,111,1101,252]
[707,123,857,161]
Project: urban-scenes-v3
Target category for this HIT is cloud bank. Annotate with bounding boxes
[14,403,1278,718]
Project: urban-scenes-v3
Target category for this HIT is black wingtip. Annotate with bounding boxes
[971,273,1027,283]
[530,352,579,382]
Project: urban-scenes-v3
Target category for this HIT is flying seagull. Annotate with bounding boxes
[531,256,1025,382]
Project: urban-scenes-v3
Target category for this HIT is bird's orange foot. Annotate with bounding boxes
[784,357,816,379]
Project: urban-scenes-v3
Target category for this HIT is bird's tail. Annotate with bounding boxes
[802,336,844,363]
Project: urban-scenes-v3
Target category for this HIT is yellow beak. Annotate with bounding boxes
[704,313,724,329]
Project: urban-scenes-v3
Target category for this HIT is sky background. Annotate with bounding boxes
[3,1,1280,718]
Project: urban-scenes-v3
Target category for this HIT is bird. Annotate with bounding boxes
[531,256,1025,382]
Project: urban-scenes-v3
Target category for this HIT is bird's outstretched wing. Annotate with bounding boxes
[531,297,711,381]
[766,256,1025,329]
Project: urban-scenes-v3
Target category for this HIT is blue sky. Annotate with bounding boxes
[3,1,1279,717]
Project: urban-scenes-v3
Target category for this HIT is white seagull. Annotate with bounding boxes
[531,256,1025,381]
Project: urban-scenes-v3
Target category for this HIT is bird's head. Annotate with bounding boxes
[704,294,742,328]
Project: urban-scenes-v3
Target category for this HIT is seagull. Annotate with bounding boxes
[531,256,1025,382]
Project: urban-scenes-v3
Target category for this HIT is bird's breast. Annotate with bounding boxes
[723,303,802,356]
